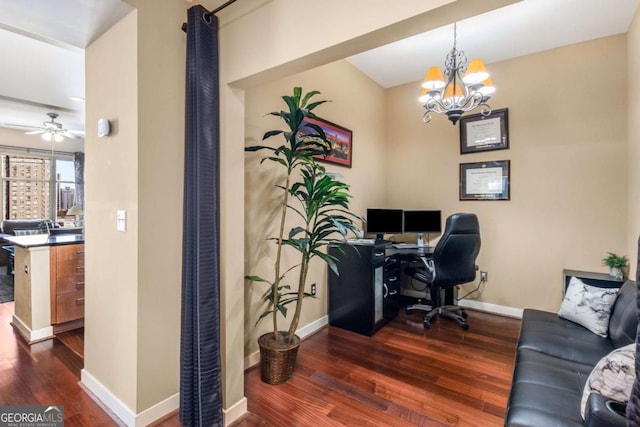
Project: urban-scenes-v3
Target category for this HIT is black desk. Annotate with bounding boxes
[327,242,439,336]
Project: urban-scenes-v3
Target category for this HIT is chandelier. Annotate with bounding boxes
[419,23,495,125]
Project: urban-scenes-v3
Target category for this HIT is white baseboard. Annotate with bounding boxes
[81,369,134,426]
[224,397,247,426]
[136,393,179,427]
[11,314,53,343]
[244,315,329,370]
[457,299,523,319]
[81,369,179,427]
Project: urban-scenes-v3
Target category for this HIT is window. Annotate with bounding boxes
[1,153,76,224]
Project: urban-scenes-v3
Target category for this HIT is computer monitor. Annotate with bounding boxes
[403,210,442,247]
[366,208,403,242]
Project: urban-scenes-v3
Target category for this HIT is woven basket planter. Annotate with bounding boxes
[258,332,301,384]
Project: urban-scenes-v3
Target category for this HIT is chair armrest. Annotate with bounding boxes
[584,393,627,427]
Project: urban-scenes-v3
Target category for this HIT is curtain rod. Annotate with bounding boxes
[181,0,238,33]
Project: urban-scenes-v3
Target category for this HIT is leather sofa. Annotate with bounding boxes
[505,278,637,426]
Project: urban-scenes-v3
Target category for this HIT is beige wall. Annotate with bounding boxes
[244,60,386,355]
[85,10,140,410]
[387,35,629,311]
[85,0,185,415]
[628,7,640,279]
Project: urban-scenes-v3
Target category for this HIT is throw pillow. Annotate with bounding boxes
[558,276,619,337]
[581,343,636,419]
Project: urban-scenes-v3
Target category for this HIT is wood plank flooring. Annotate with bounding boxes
[0,301,520,426]
[233,309,520,426]
[0,302,115,426]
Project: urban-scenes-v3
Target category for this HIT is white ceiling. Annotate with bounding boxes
[347,0,640,88]
[0,0,637,137]
[0,0,132,136]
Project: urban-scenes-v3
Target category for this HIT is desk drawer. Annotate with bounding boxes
[56,290,85,323]
[56,276,85,295]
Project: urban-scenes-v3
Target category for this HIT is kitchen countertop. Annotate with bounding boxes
[3,233,84,248]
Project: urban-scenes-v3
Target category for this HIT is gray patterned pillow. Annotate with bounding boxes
[558,276,619,337]
[581,343,636,419]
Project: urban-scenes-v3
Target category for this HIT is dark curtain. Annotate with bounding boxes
[73,152,84,210]
[180,5,222,426]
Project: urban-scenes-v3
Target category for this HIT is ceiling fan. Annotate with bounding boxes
[24,112,84,142]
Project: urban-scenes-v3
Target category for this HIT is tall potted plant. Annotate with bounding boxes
[245,87,359,384]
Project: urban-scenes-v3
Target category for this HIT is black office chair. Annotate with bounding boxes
[405,213,481,330]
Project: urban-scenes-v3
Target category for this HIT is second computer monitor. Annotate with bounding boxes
[403,210,442,247]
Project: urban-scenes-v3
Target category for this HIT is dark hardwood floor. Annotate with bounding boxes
[232,308,520,426]
[0,301,520,426]
[0,302,114,426]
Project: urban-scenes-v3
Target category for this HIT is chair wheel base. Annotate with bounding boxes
[461,310,468,319]
[461,323,469,330]
[423,320,431,329]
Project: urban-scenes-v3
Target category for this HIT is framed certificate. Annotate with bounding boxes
[459,108,509,154]
[459,160,510,201]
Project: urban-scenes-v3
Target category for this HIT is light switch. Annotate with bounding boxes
[117,210,127,232]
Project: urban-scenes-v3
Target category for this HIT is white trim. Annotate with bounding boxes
[135,393,179,427]
[296,315,328,339]
[224,397,247,426]
[81,369,135,426]
[11,314,53,343]
[458,299,523,318]
[80,369,180,427]
[244,315,329,370]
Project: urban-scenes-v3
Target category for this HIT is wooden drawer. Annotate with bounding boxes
[55,244,85,262]
[56,259,85,279]
[55,290,85,324]
[56,276,85,295]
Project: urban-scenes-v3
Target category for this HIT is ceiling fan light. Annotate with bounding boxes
[54,133,64,143]
[42,132,52,142]
[421,66,446,90]
[463,58,490,84]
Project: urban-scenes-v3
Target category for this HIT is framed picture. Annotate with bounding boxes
[459,108,509,154]
[302,117,353,168]
[459,160,510,201]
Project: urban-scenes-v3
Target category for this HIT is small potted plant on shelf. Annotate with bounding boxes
[245,87,360,384]
[601,252,629,280]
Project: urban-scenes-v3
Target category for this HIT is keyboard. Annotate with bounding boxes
[392,243,419,249]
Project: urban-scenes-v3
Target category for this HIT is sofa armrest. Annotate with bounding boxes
[584,393,627,427]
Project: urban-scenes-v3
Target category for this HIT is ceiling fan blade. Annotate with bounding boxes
[61,131,83,140]
[25,130,45,135]
[67,129,85,135]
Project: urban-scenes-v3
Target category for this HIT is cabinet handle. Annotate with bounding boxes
[76,282,85,289]
[76,298,85,305]
[374,251,384,257]
[76,266,85,270]
[389,290,398,296]
[388,277,398,282]
[76,251,85,255]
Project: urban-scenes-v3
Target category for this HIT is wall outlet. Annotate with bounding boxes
[480,271,488,282]
[310,283,317,296]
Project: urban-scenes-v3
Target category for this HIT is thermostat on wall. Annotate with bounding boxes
[98,118,111,138]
